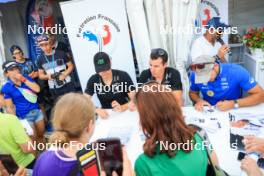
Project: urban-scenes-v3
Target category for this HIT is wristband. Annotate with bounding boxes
[21,77,26,83]
[213,55,221,63]
[234,99,239,109]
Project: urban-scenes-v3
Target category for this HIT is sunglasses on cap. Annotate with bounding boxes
[190,62,215,71]
[151,49,166,57]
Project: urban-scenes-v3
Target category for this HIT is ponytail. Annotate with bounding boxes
[49,131,69,146]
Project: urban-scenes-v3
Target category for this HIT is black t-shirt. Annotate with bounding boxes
[139,67,183,90]
[54,41,70,54]
[85,69,135,109]
[37,50,72,89]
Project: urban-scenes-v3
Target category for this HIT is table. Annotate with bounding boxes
[90,104,264,176]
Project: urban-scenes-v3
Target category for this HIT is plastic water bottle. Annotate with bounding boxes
[240,152,259,176]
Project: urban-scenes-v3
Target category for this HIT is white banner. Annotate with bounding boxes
[0,15,5,85]
[60,0,136,99]
[196,0,228,43]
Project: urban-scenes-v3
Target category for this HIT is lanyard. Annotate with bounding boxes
[44,53,56,73]
[44,53,57,88]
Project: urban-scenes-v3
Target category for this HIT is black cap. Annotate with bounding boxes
[93,52,111,73]
[2,60,19,72]
[10,45,22,55]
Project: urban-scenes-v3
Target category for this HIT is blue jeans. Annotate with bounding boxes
[24,109,44,125]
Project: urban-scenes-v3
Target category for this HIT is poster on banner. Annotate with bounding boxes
[195,0,229,43]
[26,0,56,63]
[60,0,136,106]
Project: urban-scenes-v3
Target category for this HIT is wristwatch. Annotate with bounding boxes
[234,100,239,109]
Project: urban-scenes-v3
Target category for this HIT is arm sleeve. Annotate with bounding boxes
[37,57,44,70]
[135,157,151,176]
[190,40,203,62]
[170,69,183,90]
[24,75,35,83]
[237,66,257,91]
[10,117,30,144]
[121,71,135,92]
[85,75,96,96]
[2,84,12,99]
[31,60,38,71]
[138,70,148,84]
[189,72,200,92]
[62,51,71,63]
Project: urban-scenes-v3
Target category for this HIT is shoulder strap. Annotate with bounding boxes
[195,126,215,168]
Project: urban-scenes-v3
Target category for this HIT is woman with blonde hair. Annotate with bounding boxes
[33,93,133,176]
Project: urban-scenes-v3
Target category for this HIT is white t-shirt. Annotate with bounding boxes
[190,35,222,62]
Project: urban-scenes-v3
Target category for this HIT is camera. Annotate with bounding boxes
[51,72,65,86]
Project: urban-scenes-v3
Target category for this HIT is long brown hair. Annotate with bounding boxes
[49,93,95,144]
[135,82,195,157]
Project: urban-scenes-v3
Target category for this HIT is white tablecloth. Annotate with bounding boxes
[90,104,264,176]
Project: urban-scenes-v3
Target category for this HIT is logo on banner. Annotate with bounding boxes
[195,0,221,28]
[76,14,120,52]
[201,0,220,26]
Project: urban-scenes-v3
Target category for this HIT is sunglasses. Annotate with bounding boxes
[13,51,22,55]
[190,62,214,71]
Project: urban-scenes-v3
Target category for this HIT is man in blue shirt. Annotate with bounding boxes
[189,55,264,111]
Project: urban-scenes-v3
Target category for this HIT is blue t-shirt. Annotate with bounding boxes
[1,75,39,118]
[16,59,37,76]
[33,150,81,176]
[190,64,257,105]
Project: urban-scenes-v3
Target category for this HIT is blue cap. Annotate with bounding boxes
[206,17,230,29]
[10,45,22,54]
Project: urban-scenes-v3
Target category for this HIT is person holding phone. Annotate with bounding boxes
[0,162,27,176]
[238,135,264,176]
[241,157,263,176]
[1,61,45,145]
[190,17,230,64]
[33,93,134,176]
[85,52,135,118]
[134,82,219,176]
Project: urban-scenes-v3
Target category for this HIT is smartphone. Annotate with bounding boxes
[97,138,123,176]
[76,144,101,176]
[237,152,246,161]
[0,154,19,175]
[257,158,264,169]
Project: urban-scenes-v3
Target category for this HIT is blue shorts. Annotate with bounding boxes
[24,109,44,125]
